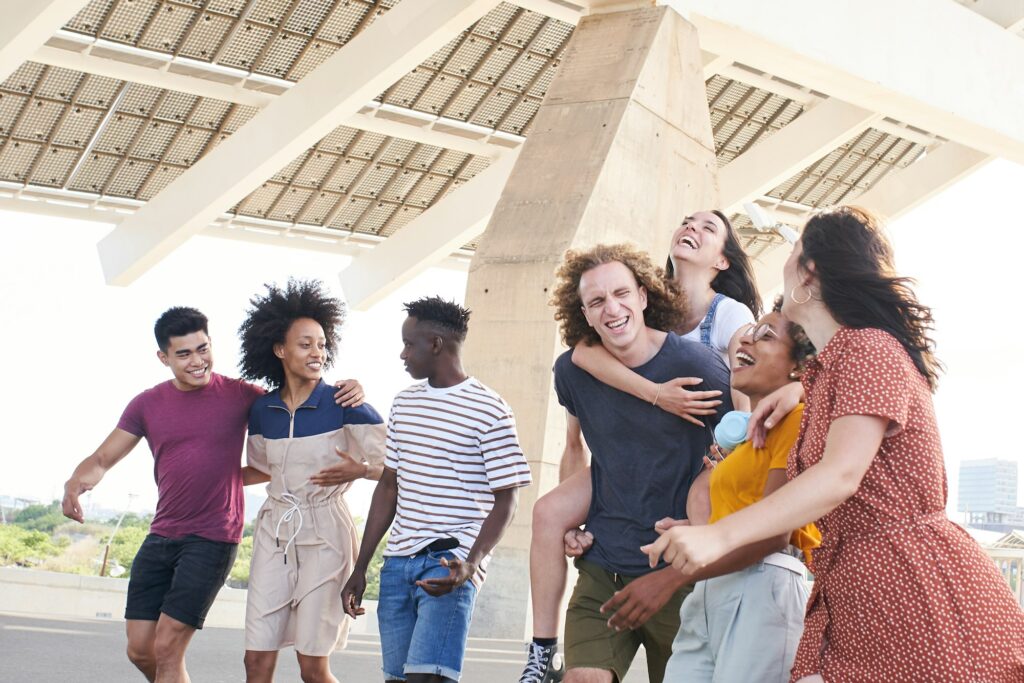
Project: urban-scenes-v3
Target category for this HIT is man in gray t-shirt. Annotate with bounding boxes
[549,244,731,683]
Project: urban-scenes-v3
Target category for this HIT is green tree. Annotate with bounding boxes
[0,525,62,566]
[107,512,152,529]
[13,502,66,534]
[363,535,388,600]
[105,526,148,577]
[228,536,254,588]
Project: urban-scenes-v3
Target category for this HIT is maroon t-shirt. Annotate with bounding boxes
[118,373,265,543]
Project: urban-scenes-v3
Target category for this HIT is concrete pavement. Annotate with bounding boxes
[0,613,651,682]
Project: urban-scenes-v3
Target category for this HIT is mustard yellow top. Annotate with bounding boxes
[709,404,820,564]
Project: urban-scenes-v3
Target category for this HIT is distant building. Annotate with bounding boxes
[0,495,39,524]
[968,529,1024,608]
[958,459,1021,532]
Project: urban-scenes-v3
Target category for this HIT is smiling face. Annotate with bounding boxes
[669,210,730,274]
[578,261,649,353]
[274,317,327,384]
[158,331,213,391]
[731,311,799,400]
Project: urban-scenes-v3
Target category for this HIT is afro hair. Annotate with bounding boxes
[238,278,346,388]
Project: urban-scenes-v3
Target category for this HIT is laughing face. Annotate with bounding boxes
[578,261,648,353]
[669,210,730,273]
[274,317,327,384]
[159,331,213,391]
[731,311,798,400]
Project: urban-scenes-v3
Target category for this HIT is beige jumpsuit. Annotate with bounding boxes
[245,389,385,656]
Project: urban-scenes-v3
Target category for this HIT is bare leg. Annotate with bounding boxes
[564,668,614,683]
[794,676,826,683]
[296,653,337,683]
[152,613,196,683]
[126,619,158,682]
[244,650,279,683]
[405,675,445,683]
[530,468,592,638]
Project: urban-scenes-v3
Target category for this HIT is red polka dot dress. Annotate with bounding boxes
[788,327,1024,682]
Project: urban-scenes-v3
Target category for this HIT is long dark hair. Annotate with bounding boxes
[799,206,941,389]
[665,210,762,318]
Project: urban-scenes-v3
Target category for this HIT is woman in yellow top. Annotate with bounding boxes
[659,300,819,682]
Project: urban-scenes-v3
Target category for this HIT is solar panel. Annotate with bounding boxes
[0,0,952,249]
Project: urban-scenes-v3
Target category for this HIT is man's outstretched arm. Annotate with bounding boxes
[62,428,141,522]
[341,467,399,618]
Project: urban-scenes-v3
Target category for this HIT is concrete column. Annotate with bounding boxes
[460,6,719,639]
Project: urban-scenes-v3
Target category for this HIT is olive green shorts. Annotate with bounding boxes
[564,559,692,683]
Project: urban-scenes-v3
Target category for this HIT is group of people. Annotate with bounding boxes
[518,206,1024,683]
[63,285,531,683]
[61,205,1024,683]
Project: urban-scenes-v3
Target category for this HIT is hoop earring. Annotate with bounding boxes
[790,285,812,305]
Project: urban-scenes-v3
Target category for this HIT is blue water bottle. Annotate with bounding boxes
[714,411,751,453]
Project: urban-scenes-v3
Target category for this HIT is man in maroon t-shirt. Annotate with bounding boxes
[63,307,364,682]
[63,307,265,682]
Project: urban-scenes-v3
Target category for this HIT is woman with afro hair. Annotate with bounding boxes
[239,278,386,683]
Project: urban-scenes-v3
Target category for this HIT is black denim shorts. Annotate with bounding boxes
[124,533,238,629]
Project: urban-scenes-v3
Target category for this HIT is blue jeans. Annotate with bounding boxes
[378,550,478,682]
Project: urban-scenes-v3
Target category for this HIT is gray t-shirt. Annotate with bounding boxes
[553,333,732,576]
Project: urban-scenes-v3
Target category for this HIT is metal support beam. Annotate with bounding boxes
[0,182,473,265]
[852,141,992,221]
[714,63,939,149]
[96,0,499,286]
[33,43,275,107]
[749,140,991,294]
[719,97,880,213]
[339,149,520,311]
[0,0,87,82]
[32,41,518,158]
[753,141,991,296]
[507,1,1024,165]
[510,0,584,24]
[960,0,1024,29]
[665,0,1024,163]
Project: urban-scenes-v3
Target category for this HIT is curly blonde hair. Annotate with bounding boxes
[551,243,686,347]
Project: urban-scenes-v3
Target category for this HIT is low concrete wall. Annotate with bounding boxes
[0,567,378,634]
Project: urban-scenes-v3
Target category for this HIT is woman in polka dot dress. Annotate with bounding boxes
[644,206,1024,682]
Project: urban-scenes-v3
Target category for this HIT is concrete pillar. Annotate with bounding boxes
[461,5,719,639]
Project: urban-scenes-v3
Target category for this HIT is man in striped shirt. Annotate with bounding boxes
[342,296,532,683]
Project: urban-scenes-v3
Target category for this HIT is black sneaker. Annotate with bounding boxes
[519,641,564,683]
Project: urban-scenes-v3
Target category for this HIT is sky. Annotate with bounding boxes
[2,157,1023,520]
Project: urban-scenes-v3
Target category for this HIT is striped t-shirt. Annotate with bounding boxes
[383,376,532,586]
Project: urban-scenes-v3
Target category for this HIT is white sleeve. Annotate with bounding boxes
[712,297,755,354]
[246,434,270,474]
